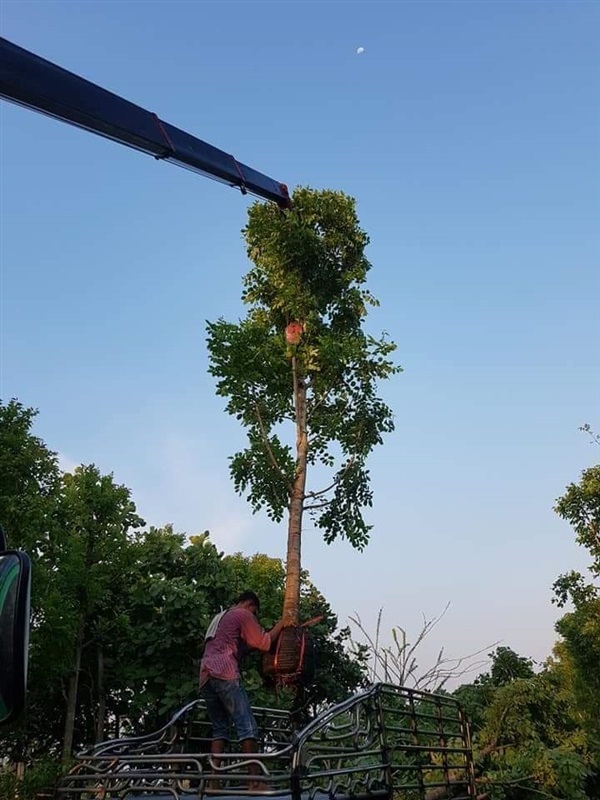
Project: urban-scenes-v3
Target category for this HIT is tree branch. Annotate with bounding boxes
[305,456,355,500]
[478,775,535,787]
[474,702,513,763]
[253,401,292,492]
[305,378,341,420]
[349,606,499,692]
[304,500,333,511]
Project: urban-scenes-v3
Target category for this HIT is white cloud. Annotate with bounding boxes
[57,451,79,474]
[130,430,258,551]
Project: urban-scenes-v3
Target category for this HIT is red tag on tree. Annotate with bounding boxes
[285,321,304,345]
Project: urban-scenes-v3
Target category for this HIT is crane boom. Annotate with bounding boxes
[0,37,291,208]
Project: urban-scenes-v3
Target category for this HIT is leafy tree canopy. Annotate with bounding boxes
[207,188,399,625]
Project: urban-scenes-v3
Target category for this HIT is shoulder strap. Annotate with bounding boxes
[204,608,228,642]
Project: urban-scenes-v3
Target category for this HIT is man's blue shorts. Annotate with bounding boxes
[201,677,259,741]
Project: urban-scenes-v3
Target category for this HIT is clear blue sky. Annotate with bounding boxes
[1,0,599,677]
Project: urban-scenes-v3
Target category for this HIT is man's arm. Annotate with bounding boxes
[240,612,284,653]
[267,619,285,642]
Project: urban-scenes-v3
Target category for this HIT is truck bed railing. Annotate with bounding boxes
[56,683,476,800]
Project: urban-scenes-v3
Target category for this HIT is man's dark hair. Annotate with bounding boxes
[235,590,260,611]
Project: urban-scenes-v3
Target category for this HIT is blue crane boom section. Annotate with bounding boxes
[0,36,291,208]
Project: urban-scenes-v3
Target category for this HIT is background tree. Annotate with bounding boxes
[552,459,600,749]
[0,399,63,761]
[454,647,592,800]
[207,187,399,625]
[449,451,600,800]
[54,465,144,760]
[553,462,600,603]
[0,399,60,548]
[110,526,233,733]
[554,602,600,746]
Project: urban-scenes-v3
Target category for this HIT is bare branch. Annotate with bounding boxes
[305,456,355,500]
[349,606,499,692]
[487,784,552,799]
[304,500,333,511]
[579,423,600,446]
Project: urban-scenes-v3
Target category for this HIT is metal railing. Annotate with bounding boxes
[56,684,476,800]
[293,684,476,800]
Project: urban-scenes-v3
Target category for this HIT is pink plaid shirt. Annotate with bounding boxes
[199,607,271,686]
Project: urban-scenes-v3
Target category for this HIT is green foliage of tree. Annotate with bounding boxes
[553,464,600,609]
[454,647,535,733]
[455,648,593,800]
[55,464,145,758]
[0,757,67,800]
[206,188,399,624]
[0,399,64,760]
[555,603,600,745]
[109,526,232,732]
[552,460,600,750]
[0,399,60,545]
[487,646,535,686]
[554,464,600,571]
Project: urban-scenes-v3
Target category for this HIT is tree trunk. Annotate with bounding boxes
[62,615,85,762]
[95,642,106,743]
[283,356,308,627]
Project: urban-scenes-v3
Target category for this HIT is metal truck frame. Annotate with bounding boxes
[57,683,477,800]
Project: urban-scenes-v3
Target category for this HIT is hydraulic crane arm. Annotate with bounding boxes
[0,37,291,208]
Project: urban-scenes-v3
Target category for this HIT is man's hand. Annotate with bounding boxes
[268,619,285,642]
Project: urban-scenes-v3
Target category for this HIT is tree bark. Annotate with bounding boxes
[283,356,308,627]
[95,642,106,743]
[62,614,85,762]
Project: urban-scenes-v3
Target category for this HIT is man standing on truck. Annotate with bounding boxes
[200,591,284,789]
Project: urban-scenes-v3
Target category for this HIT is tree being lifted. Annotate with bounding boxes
[207,187,399,662]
